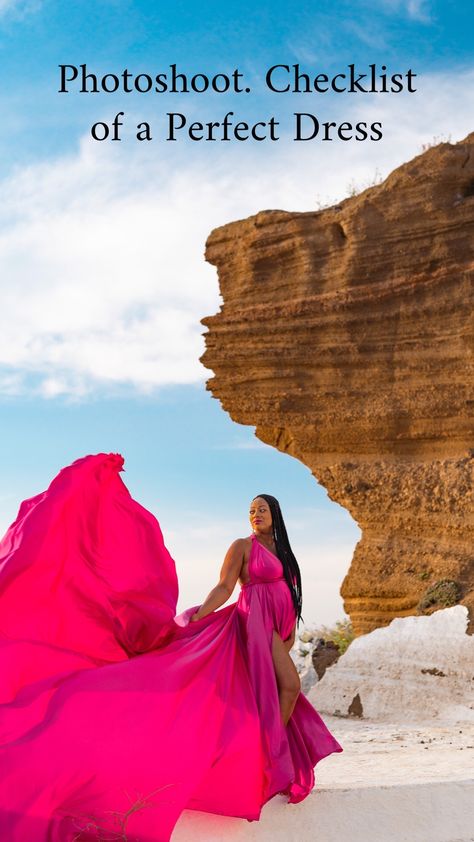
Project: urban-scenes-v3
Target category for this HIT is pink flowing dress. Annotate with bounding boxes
[0,453,343,841]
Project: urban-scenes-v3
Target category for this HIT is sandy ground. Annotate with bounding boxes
[314,714,474,788]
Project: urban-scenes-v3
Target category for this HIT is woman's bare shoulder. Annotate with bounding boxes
[226,536,252,556]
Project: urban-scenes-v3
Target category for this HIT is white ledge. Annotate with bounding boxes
[173,717,474,842]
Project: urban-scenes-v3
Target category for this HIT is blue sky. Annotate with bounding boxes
[0,0,472,624]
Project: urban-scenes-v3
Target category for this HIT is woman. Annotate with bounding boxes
[0,453,343,842]
[189,494,303,727]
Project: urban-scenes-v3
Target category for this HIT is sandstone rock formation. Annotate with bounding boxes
[200,132,474,637]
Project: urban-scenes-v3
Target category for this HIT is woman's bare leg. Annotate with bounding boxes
[271,630,301,725]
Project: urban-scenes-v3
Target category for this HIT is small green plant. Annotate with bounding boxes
[311,618,354,655]
[417,578,462,614]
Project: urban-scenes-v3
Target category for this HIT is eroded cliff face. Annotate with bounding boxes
[200,133,474,637]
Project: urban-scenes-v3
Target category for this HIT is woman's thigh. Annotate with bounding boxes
[271,629,301,695]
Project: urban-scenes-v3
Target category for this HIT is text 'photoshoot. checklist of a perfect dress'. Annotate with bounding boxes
[0,452,343,842]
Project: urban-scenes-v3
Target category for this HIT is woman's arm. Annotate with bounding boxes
[190,539,246,622]
[283,623,296,652]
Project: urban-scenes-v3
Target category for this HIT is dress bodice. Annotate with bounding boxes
[240,533,286,589]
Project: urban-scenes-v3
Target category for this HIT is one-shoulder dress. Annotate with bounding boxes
[0,452,343,842]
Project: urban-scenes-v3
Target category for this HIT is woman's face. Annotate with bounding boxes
[249,497,273,534]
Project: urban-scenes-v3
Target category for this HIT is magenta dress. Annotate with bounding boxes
[0,453,343,842]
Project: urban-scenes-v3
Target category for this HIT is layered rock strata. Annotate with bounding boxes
[200,133,474,636]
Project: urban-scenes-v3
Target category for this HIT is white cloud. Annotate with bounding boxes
[0,67,472,399]
[407,0,430,21]
[0,0,41,19]
[288,2,432,62]
[0,144,224,396]
[343,19,388,50]
[388,0,432,23]
[361,0,432,23]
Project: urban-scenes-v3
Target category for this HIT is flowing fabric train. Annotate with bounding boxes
[0,453,343,841]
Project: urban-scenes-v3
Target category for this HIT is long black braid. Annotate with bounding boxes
[252,494,304,627]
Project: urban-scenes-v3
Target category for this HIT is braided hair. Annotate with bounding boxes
[252,494,304,627]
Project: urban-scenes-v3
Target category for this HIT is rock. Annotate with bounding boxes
[312,639,341,679]
[291,627,342,692]
[297,658,319,695]
[201,132,474,637]
[290,632,318,693]
[307,605,474,723]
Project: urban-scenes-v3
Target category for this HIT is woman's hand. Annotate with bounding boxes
[190,612,201,622]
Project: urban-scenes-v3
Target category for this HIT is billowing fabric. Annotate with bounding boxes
[0,452,343,841]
